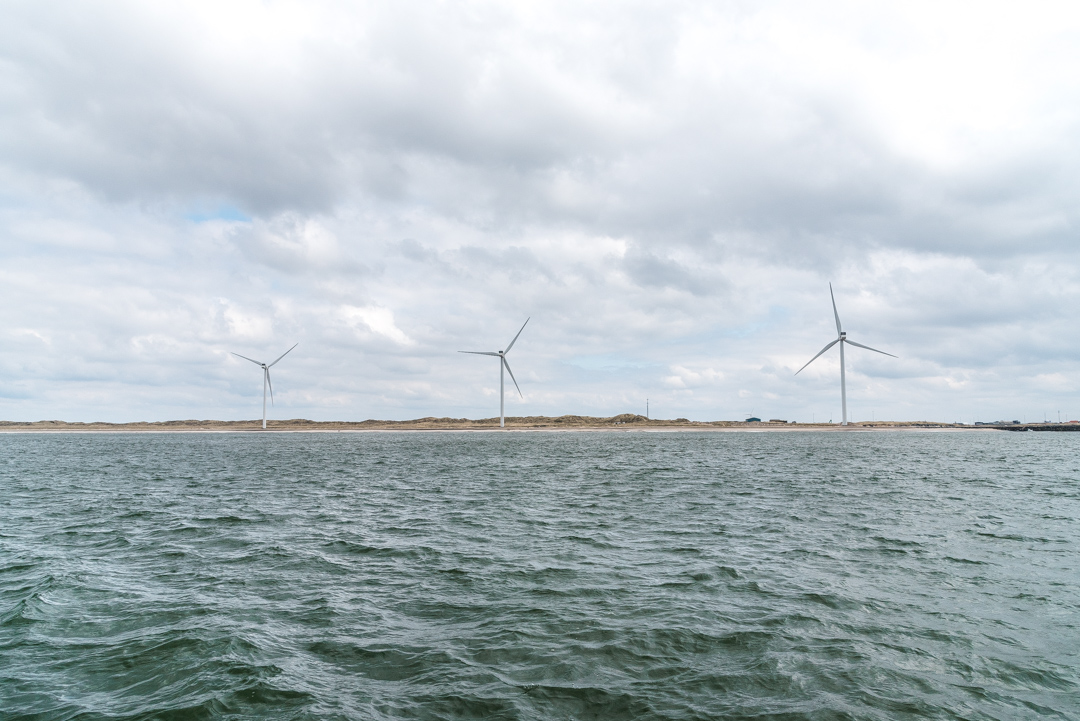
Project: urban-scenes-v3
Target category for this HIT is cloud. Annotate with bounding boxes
[0,0,1078,422]
[338,305,413,346]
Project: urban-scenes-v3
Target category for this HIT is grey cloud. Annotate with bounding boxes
[620,248,718,296]
[1,1,651,212]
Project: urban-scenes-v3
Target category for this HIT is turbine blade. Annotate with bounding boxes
[845,338,897,358]
[459,351,501,356]
[504,317,530,354]
[268,343,298,368]
[232,352,264,366]
[795,339,839,375]
[502,357,522,397]
[266,369,274,405]
[829,283,842,335]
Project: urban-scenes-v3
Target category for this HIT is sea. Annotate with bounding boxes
[1,430,1077,720]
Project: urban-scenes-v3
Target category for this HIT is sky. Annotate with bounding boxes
[1,0,1079,424]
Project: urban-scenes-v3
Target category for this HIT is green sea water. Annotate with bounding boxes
[1,431,1078,719]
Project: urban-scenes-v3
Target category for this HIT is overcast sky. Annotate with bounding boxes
[2,0,1078,423]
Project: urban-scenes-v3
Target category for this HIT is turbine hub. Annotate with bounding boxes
[840,331,847,338]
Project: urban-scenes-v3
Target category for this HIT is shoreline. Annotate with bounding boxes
[1,415,1072,433]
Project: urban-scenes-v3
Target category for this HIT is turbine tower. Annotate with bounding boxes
[460,318,529,428]
[795,285,895,426]
[232,343,298,429]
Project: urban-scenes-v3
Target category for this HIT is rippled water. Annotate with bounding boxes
[2,431,1078,720]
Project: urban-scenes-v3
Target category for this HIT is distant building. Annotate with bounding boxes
[768,419,787,424]
[745,417,761,422]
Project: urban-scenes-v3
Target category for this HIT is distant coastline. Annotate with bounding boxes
[2,415,1076,432]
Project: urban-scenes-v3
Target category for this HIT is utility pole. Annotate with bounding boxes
[646,398,649,419]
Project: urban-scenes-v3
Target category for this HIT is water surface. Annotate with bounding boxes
[2,431,1078,719]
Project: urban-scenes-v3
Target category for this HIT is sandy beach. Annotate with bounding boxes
[0,415,1053,433]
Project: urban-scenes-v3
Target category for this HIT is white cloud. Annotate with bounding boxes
[338,305,413,346]
[222,304,273,342]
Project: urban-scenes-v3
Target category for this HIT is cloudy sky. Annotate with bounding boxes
[2,0,1078,423]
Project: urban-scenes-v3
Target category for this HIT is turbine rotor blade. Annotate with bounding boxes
[268,343,298,368]
[845,338,897,358]
[504,317,530,354]
[829,283,842,336]
[459,351,501,356]
[232,352,264,367]
[266,368,274,405]
[502,357,522,397]
[795,339,840,375]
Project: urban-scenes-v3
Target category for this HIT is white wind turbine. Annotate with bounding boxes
[796,285,895,426]
[232,343,298,429]
[459,318,529,428]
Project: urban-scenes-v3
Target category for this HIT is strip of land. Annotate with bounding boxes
[2,415,1076,432]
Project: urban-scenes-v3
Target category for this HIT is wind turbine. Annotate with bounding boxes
[795,285,895,426]
[459,318,529,428]
[232,343,298,429]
